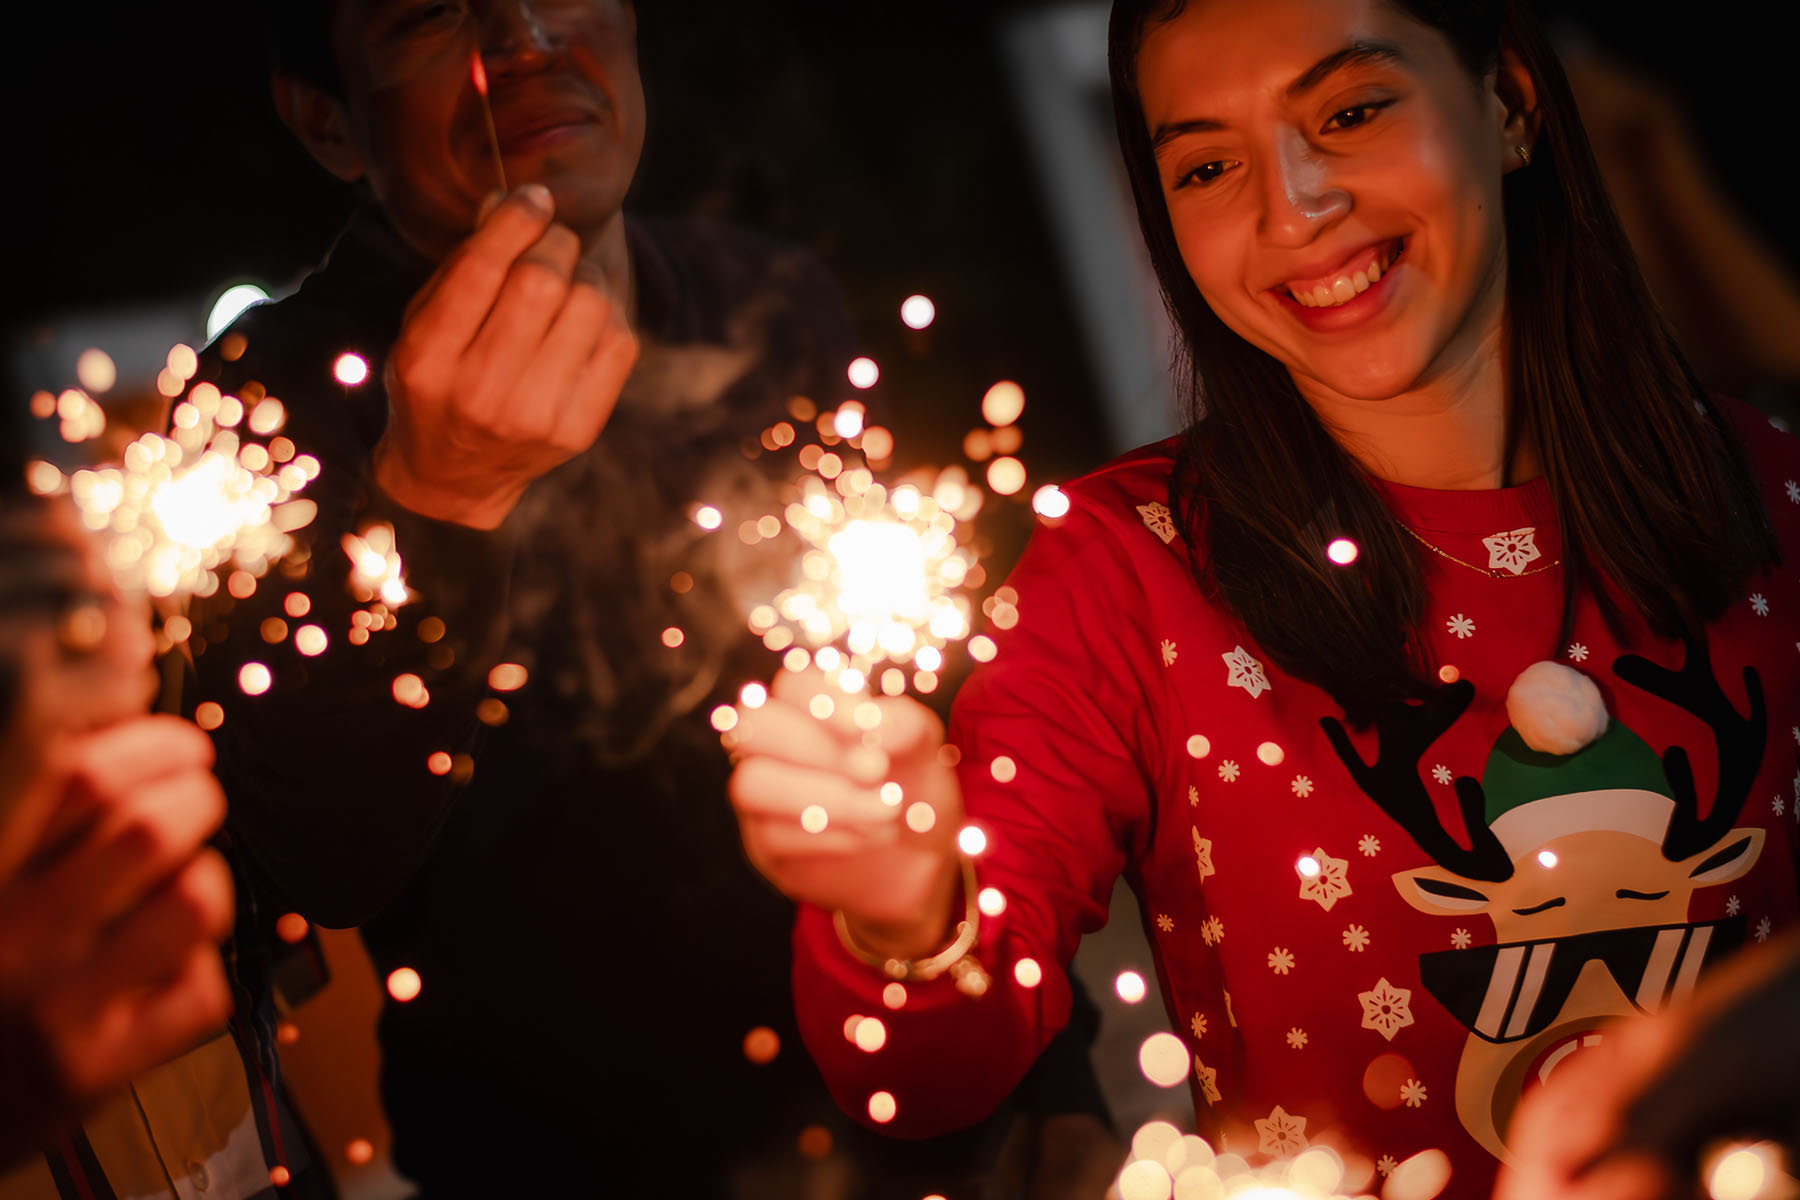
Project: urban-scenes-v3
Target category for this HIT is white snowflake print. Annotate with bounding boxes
[1359,977,1416,1041]
[1757,917,1772,942]
[1450,928,1472,949]
[1160,638,1178,667]
[1156,913,1174,933]
[1190,1012,1207,1040]
[1192,829,1215,882]
[1291,775,1314,797]
[1776,794,1787,817]
[1431,764,1453,785]
[1446,613,1476,639]
[1343,924,1370,952]
[1726,895,1741,917]
[1567,642,1589,662]
[1188,785,1199,807]
[1751,593,1770,617]
[1254,1105,1309,1158]
[1286,1027,1308,1049]
[1359,834,1381,857]
[1377,1155,1398,1177]
[1201,915,1225,946]
[1222,645,1271,699]
[1786,480,1800,504]
[1791,725,1799,747]
[1400,1078,1428,1108]
[1194,1058,1221,1105]
[1137,501,1178,544]
[1298,846,1353,911]
[1268,947,1295,975]
[1218,760,1240,782]
[1482,526,1542,575]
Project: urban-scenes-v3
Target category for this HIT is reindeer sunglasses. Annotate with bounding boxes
[1417,916,1744,1043]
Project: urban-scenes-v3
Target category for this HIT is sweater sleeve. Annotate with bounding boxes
[791,485,1163,1137]
[185,314,519,930]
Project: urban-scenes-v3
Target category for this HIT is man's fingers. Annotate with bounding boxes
[44,767,225,940]
[62,850,234,1017]
[58,716,215,810]
[460,223,584,411]
[399,184,559,362]
[57,944,233,1104]
[560,309,638,447]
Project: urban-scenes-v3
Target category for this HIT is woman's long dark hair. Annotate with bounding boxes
[1108,0,1777,725]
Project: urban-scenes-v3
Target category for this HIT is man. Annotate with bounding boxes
[193,2,1114,1194]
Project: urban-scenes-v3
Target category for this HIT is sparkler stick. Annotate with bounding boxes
[469,47,508,194]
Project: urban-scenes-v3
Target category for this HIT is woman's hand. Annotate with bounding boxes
[728,669,962,960]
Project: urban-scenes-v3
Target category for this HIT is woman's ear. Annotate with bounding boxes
[272,73,366,184]
[1493,46,1544,172]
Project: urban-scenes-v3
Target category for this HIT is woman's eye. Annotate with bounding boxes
[393,2,463,34]
[1175,160,1235,190]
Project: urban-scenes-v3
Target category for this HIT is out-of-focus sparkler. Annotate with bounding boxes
[36,378,317,601]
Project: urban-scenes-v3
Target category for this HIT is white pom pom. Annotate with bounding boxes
[1506,661,1608,755]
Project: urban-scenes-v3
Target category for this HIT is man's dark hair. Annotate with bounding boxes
[270,0,344,97]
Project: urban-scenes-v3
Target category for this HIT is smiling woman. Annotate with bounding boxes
[731,1,1800,1196]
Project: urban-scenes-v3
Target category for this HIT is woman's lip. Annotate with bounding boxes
[1269,240,1406,331]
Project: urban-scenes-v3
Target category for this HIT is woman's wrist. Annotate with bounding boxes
[838,853,965,962]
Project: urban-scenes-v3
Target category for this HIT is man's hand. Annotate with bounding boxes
[373,183,640,530]
[728,670,962,961]
[0,715,234,1111]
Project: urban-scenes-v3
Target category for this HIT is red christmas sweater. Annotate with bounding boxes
[793,410,1800,1198]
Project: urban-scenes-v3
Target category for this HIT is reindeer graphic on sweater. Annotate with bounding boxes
[1324,634,1765,1161]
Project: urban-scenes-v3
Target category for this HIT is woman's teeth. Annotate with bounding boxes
[1288,243,1401,308]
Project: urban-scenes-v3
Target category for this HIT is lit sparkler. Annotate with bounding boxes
[745,449,983,699]
[470,46,507,193]
[39,378,318,601]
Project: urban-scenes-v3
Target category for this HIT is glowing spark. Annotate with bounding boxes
[1031,485,1070,518]
[1138,1032,1191,1087]
[866,1091,897,1123]
[386,967,422,1002]
[980,381,1025,427]
[1537,849,1559,869]
[345,1140,374,1166]
[978,887,1006,917]
[693,504,723,530]
[343,522,411,610]
[852,1017,886,1052]
[333,352,369,386]
[238,662,272,696]
[833,402,866,439]
[194,701,224,730]
[847,357,880,389]
[1297,855,1321,878]
[743,1026,780,1064]
[75,348,116,394]
[900,295,936,330]
[986,456,1026,497]
[1013,958,1042,988]
[1327,537,1359,565]
[1115,970,1147,1004]
[989,755,1016,783]
[957,825,987,856]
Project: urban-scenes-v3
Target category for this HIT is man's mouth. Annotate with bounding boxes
[495,105,597,152]
[1282,238,1406,308]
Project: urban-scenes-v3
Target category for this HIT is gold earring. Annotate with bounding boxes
[1515,144,1532,166]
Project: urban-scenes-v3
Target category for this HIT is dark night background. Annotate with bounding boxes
[11,1,1800,475]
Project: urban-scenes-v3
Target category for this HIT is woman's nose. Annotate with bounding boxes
[1257,130,1350,247]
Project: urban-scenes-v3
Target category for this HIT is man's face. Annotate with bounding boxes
[330,0,645,258]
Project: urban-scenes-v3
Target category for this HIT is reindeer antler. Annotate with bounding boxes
[1320,681,1513,882]
[1613,629,1765,862]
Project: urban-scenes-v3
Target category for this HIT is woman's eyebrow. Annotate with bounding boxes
[1150,38,1407,152]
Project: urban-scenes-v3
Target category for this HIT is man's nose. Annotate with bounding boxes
[477,0,558,65]
[1257,130,1350,248]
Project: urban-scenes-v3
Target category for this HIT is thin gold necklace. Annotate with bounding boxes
[1398,523,1561,579]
